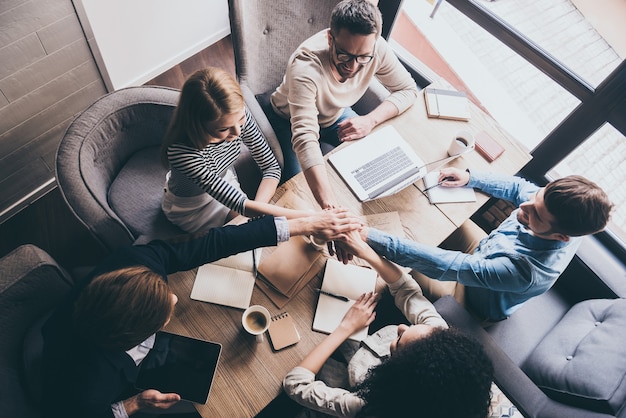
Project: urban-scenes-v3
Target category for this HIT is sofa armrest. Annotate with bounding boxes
[0,245,74,417]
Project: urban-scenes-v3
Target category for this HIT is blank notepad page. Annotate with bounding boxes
[190,249,260,310]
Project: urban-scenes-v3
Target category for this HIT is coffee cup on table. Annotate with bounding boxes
[305,235,326,251]
[448,130,475,156]
[242,305,271,343]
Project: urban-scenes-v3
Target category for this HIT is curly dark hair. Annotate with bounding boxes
[355,327,493,418]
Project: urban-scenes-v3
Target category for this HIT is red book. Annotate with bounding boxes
[475,130,505,162]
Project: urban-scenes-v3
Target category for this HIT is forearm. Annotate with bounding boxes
[243,200,310,219]
[366,228,532,291]
[365,100,399,129]
[297,325,353,374]
[353,242,403,285]
[253,178,279,203]
[303,164,336,209]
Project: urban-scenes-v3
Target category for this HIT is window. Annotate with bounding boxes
[392,0,626,256]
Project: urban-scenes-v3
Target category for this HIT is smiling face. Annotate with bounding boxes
[204,108,246,143]
[517,188,569,241]
[327,28,376,81]
[390,324,435,355]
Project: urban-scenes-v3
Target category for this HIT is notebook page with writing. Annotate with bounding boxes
[190,249,261,310]
[312,259,377,341]
[423,171,476,204]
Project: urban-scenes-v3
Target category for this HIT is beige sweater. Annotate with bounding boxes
[271,30,418,171]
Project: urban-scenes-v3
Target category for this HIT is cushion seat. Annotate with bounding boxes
[523,298,626,415]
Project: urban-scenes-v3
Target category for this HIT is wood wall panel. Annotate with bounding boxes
[0,0,106,221]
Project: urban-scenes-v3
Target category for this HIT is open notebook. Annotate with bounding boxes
[328,125,426,202]
[190,249,261,309]
[312,259,377,341]
[423,171,476,204]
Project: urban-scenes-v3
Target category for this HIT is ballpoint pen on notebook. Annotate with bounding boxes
[423,176,454,193]
[315,288,350,302]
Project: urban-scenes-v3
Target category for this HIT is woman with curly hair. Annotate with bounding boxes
[283,229,493,418]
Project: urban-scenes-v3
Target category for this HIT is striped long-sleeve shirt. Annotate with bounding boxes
[166,107,281,214]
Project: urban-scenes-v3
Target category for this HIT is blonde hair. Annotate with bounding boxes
[161,67,244,165]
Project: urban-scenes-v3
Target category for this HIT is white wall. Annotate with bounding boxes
[73,0,230,90]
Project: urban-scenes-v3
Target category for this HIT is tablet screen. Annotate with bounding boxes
[135,331,222,404]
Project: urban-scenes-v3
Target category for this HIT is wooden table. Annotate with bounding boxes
[164,84,531,418]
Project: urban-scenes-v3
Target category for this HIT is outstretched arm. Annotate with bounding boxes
[297,292,377,374]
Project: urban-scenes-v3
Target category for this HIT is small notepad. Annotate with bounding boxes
[423,171,476,204]
[190,249,261,310]
[268,312,300,350]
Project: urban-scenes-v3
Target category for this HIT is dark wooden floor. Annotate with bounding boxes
[0,36,236,269]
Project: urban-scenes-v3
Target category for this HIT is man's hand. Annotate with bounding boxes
[337,115,375,142]
[290,208,362,241]
[438,167,470,187]
[337,228,370,258]
[309,208,363,241]
[336,292,377,334]
[123,390,181,415]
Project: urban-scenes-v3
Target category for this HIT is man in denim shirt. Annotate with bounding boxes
[361,167,612,321]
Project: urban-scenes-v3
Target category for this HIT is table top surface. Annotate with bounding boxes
[164,87,531,418]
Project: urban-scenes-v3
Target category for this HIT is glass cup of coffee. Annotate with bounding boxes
[242,305,271,343]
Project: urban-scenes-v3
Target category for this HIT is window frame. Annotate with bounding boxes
[439,0,626,265]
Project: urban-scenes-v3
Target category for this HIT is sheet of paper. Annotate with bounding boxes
[423,171,476,204]
[190,249,260,310]
[363,212,405,238]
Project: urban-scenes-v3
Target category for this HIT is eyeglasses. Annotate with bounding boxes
[331,37,375,64]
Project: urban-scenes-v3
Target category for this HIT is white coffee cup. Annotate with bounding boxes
[242,305,271,343]
[305,235,326,251]
[448,130,475,156]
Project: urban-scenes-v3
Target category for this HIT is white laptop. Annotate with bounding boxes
[328,125,426,201]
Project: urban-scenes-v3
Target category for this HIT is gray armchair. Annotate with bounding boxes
[227,0,393,151]
[434,264,626,418]
[0,245,74,418]
[56,86,186,252]
[56,85,275,252]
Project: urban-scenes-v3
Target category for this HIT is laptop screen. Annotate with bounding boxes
[135,331,222,404]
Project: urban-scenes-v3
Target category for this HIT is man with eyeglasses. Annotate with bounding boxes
[267,0,418,217]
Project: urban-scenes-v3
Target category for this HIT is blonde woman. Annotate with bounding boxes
[161,67,309,233]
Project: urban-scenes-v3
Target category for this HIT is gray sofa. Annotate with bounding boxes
[0,245,74,418]
[434,247,626,418]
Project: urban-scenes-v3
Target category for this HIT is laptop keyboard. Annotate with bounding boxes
[352,146,412,190]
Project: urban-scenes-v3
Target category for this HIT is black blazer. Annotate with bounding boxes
[41,216,278,418]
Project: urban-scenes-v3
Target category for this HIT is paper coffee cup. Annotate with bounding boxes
[242,305,271,343]
[448,130,475,156]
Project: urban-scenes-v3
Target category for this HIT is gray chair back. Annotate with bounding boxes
[0,245,74,418]
[229,0,341,96]
[56,86,186,252]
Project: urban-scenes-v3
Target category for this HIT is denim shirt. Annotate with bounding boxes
[367,171,581,321]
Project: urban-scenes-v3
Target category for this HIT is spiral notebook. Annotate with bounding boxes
[267,312,300,350]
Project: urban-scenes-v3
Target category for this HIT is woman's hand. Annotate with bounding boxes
[337,292,378,335]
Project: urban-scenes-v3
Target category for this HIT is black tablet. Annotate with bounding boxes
[135,331,222,404]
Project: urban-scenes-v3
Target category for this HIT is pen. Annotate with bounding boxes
[423,176,454,193]
[315,288,350,302]
[252,249,257,277]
